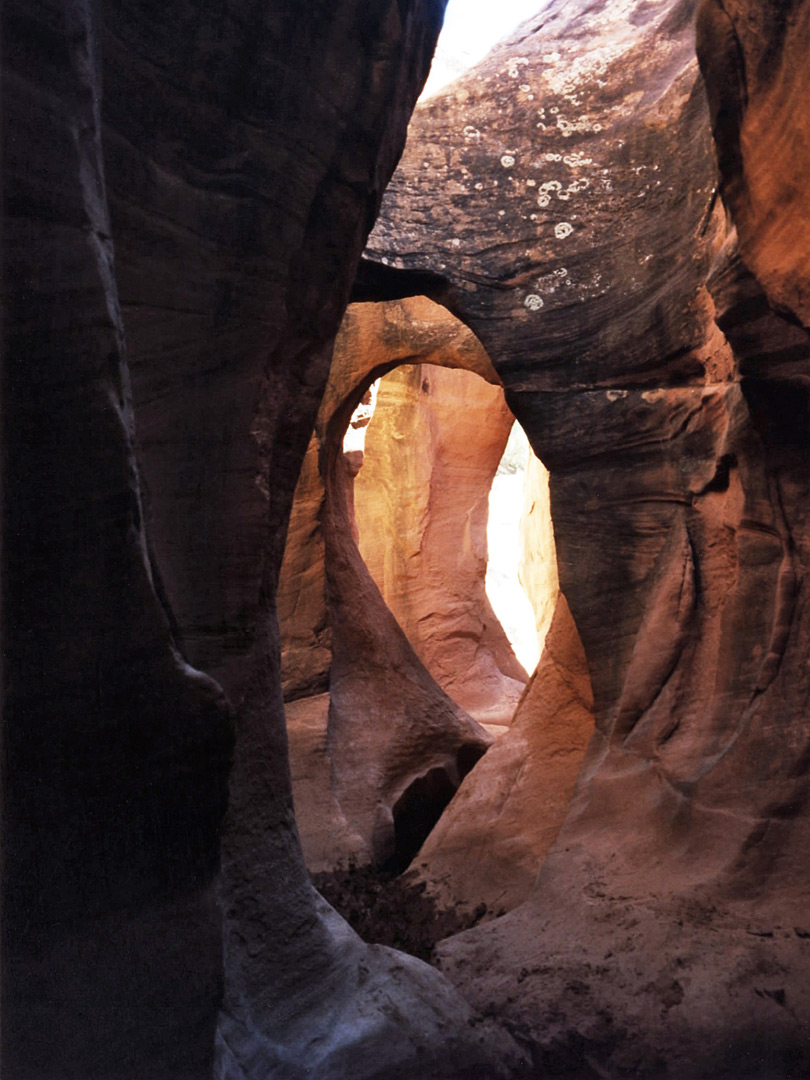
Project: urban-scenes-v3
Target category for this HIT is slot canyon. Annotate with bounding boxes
[3,1,810,1078]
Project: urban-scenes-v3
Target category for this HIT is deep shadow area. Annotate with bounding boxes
[312,862,495,963]
[384,767,459,875]
[381,743,489,877]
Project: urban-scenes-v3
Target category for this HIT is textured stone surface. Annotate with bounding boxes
[8,0,810,1074]
[321,377,494,869]
[279,437,333,701]
[286,694,366,872]
[364,0,810,1074]
[697,0,810,326]
[281,298,512,872]
[355,363,528,726]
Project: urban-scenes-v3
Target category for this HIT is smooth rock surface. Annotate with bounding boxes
[322,385,494,868]
[3,4,232,1075]
[281,298,505,871]
[279,296,504,701]
[410,593,594,916]
[8,0,810,1074]
[518,451,559,655]
[697,0,810,326]
[355,363,528,726]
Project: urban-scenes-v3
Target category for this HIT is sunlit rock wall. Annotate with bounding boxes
[410,593,594,916]
[354,363,528,727]
[279,296,506,701]
[519,451,559,656]
[280,299,521,870]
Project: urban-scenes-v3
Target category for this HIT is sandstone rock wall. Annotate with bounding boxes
[3,4,232,1075]
[8,0,810,1075]
[519,451,559,655]
[410,593,594,916]
[3,2,525,1078]
[279,296,506,702]
[697,0,810,326]
[354,362,528,726]
[281,298,529,871]
[363,0,810,1073]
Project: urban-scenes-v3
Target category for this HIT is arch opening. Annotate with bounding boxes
[280,295,592,939]
[343,358,557,733]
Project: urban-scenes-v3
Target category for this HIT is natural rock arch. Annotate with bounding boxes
[356,0,810,1075]
[282,298,561,856]
[5,0,810,1077]
[281,294,595,913]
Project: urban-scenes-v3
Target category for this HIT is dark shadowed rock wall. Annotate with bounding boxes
[2,2,233,1076]
[3,2,524,1078]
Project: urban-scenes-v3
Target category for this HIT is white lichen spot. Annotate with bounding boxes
[475,182,484,190]
[606,390,628,401]
[500,154,516,168]
[545,153,562,162]
[463,125,482,141]
[506,57,529,78]
[519,84,531,92]
[498,210,506,216]
[526,179,537,187]
[642,389,666,403]
[537,195,550,207]
[555,222,574,239]
[452,238,461,248]
[524,294,544,311]
[563,151,594,168]
[530,213,538,220]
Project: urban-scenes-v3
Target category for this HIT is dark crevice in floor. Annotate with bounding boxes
[312,861,497,963]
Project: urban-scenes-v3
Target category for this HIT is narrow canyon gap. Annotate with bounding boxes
[3,1,810,1079]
